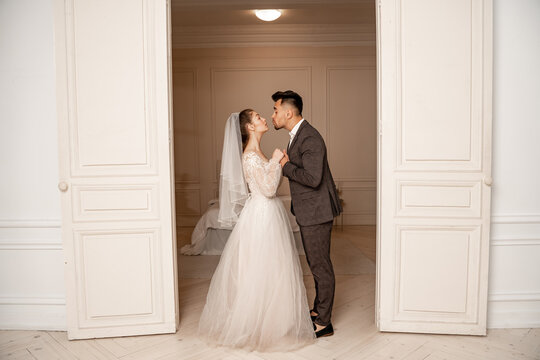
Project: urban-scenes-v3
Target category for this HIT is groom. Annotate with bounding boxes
[271,90,342,338]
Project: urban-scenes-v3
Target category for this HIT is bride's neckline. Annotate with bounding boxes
[243,150,268,162]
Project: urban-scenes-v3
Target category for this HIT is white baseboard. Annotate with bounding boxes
[0,302,66,331]
[487,295,540,329]
[0,219,66,331]
[488,213,540,329]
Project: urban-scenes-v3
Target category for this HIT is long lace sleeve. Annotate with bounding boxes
[243,152,282,198]
[253,158,281,197]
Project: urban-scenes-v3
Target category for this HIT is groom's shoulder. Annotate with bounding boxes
[303,121,324,140]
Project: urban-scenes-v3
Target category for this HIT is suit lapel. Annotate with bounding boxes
[287,120,308,154]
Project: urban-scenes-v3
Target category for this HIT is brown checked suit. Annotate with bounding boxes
[282,120,342,327]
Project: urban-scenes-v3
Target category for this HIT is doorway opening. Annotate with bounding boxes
[170,0,378,333]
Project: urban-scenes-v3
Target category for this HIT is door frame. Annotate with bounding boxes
[167,0,492,336]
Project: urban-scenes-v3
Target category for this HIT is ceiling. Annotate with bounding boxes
[171,0,376,27]
[170,0,376,48]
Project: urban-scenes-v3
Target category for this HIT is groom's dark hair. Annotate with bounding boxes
[272,90,303,116]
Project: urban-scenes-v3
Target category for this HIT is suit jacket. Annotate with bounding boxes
[282,120,342,226]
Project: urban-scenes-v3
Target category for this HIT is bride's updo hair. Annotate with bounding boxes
[239,108,254,150]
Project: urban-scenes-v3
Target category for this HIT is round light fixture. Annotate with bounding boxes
[254,9,282,22]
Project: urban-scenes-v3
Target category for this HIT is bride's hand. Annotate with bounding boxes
[272,148,284,162]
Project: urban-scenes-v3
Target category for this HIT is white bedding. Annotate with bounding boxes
[180,196,302,256]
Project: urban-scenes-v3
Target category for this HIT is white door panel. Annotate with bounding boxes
[377,0,492,335]
[54,0,178,339]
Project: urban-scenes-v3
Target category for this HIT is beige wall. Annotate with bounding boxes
[172,46,376,226]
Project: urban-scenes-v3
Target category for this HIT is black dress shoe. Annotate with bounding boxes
[314,323,334,338]
[310,309,317,321]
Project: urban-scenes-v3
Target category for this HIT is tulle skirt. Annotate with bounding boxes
[198,194,316,352]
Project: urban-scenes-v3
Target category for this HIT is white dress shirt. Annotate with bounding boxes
[288,118,305,147]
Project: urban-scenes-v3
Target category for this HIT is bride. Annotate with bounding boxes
[198,110,316,351]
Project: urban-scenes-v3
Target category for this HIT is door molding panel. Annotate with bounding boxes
[377,0,492,335]
[395,0,485,172]
[394,226,481,321]
[63,0,159,177]
[73,228,164,328]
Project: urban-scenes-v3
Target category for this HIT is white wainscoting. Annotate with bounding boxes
[0,220,66,330]
[487,214,540,328]
[2,215,538,331]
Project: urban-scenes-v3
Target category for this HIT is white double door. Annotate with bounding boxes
[54,0,177,339]
[376,0,493,335]
[54,0,492,339]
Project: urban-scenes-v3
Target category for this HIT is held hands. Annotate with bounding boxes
[279,149,289,168]
[272,148,284,162]
[271,148,289,167]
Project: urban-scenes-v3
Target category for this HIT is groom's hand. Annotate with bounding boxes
[280,149,289,167]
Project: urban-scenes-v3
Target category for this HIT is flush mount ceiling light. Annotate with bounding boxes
[254,9,282,22]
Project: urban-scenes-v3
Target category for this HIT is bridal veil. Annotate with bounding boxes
[218,112,249,227]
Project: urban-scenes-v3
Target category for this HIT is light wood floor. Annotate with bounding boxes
[1,226,539,360]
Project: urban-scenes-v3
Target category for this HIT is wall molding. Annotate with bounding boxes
[175,180,200,185]
[325,65,377,184]
[490,238,540,247]
[0,219,63,249]
[342,214,376,225]
[489,292,540,302]
[0,240,62,251]
[488,212,540,328]
[176,188,202,216]
[0,296,65,305]
[0,220,61,228]
[173,68,200,184]
[490,213,540,246]
[172,0,374,7]
[0,219,65,330]
[172,24,375,48]
[491,213,540,224]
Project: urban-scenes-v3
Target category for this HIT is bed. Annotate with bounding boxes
[180,196,305,255]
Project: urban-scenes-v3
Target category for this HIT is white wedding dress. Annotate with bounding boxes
[198,151,316,352]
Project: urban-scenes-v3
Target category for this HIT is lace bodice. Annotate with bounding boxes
[242,151,281,198]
